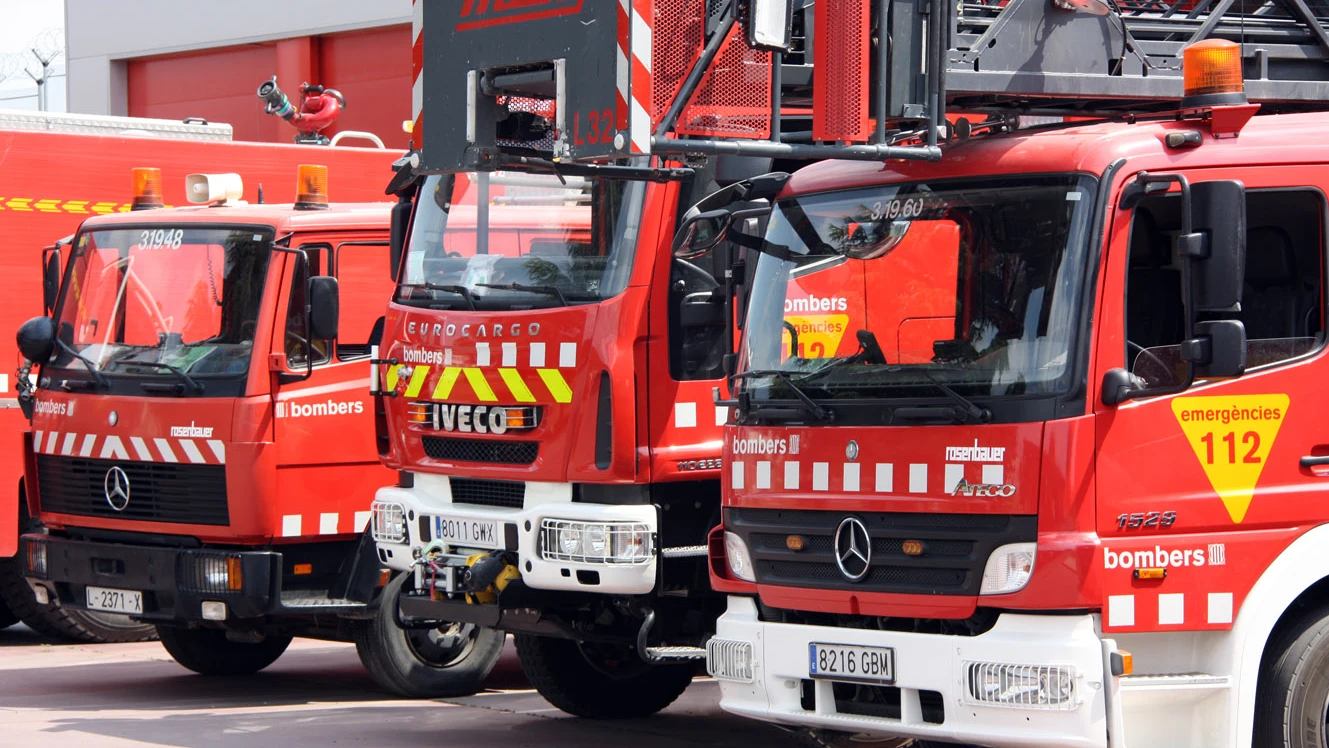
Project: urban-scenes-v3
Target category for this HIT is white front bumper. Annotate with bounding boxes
[372,474,658,595]
[712,597,1110,748]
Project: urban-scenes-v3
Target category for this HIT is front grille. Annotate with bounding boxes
[450,478,525,509]
[726,508,1036,596]
[422,436,538,465]
[36,455,228,526]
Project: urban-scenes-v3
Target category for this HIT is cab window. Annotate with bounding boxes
[335,242,392,360]
[285,245,331,366]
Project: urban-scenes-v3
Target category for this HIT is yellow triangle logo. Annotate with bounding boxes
[782,314,850,359]
[1170,394,1290,523]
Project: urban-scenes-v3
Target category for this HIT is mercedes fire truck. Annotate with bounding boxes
[688,3,1329,748]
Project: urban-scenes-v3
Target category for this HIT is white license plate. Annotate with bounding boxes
[434,515,501,549]
[85,586,143,615]
[809,642,895,684]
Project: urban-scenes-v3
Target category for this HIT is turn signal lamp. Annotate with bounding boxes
[1182,39,1247,109]
[295,164,330,210]
[406,402,431,424]
[1133,567,1167,580]
[130,167,164,210]
[227,556,243,591]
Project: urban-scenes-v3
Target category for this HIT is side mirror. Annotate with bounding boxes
[308,276,340,341]
[744,0,794,51]
[42,252,61,314]
[16,316,57,364]
[1188,319,1247,379]
[673,209,735,259]
[1186,180,1246,312]
[389,197,412,283]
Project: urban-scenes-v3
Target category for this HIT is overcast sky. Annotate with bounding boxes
[0,0,67,111]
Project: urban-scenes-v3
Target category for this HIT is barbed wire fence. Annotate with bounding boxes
[0,27,65,110]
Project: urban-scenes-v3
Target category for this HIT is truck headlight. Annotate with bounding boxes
[541,520,653,565]
[724,531,755,582]
[965,662,1078,709]
[181,553,243,594]
[25,540,48,578]
[371,501,408,544]
[979,542,1035,595]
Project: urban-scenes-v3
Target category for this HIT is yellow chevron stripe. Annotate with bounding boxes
[6,198,32,211]
[432,367,461,399]
[385,365,401,391]
[62,201,89,214]
[463,368,497,402]
[34,199,61,213]
[90,202,118,214]
[537,369,573,403]
[498,369,536,403]
[404,365,431,397]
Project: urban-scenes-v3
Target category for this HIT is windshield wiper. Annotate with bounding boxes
[114,360,205,395]
[891,367,991,425]
[476,283,569,307]
[732,368,832,423]
[417,283,476,310]
[53,338,109,390]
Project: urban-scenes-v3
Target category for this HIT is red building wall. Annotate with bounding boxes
[127,25,412,149]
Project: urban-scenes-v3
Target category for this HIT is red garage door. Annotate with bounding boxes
[127,25,412,149]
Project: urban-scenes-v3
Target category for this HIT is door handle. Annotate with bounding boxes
[1300,456,1329,468]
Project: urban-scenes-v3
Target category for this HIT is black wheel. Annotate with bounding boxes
[514,633,696,718]
[156,625,291,675]
[0,589,17,630]
[0,555,157,643]
[1254,608,1329,747]
[354,572,505,698]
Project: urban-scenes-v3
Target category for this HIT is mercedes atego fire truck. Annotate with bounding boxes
[691,3,1329,748]
[13,163,468,687]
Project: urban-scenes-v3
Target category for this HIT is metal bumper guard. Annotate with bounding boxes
[374,478,659,596]
[710,597,1112,748]
[21,534,372,622]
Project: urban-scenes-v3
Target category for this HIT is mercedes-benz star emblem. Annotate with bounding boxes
[104,467,131,512]
[834,517,871,582]
[845,440,859,461]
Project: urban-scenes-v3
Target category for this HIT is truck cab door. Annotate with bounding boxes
[270,238,392,540]
[1093,168,1328,640]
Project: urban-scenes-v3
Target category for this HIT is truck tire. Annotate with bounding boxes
[0,555,156,643]
[354,572,505,698]
[514,633,696,718]
[157,626,292,675]
[0,593,17,630]
[1254,609,1329,747]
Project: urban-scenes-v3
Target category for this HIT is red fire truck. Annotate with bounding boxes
[693,3,1329,748]
[7,122,466,686]
[0,110,394,643]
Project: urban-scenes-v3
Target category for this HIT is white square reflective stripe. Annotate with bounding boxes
[1158,593,1185,625]
[875,463,893,493]
[130,437,154,461]
[282,515,302,537]
[475,342,491,367]
[319,513,339,535]
[843,463,860,492]
[1208,592,1234,625]
[784,461,800,490]
[529,342,546,368]
[674,402,697,428]
[1108,595,1135,627]
[715,406,728,426]
[502,342,517,367]
[982,464,1006,485]
[755,461,771,490]
[355,510,373,532]
[731,461,745,490]
[909,463,928,494]
[944,464,964,493]
[0,373,7,392]
[559,342,577,368]
[812,463,829,491]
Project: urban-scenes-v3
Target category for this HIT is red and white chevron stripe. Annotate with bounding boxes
[32,430,226,465]
[411,0,425,143]
[621,0,652,154]
[281,511,373,538]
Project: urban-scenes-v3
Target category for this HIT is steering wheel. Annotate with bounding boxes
[1127,340,1172,382]
[783,321,800,359]
[446,251,462,258]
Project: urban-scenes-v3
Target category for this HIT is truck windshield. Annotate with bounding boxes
[739,174,1096,403]
[51,226,273,382]
[396,172,646,310]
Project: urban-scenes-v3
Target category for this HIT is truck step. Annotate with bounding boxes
[1119,673,1231,690]
[661,545,708,559]
[279,590,365,610]
[645,645,707,660]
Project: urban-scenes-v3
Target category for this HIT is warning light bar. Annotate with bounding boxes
[1181,39,1247,110]
[130,167,164,211]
